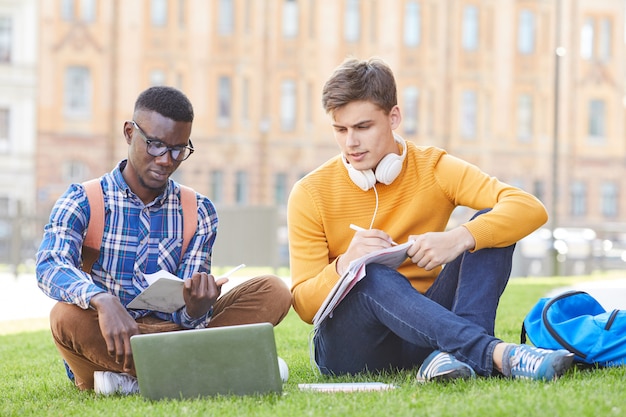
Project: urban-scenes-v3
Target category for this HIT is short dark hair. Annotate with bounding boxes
[322,57,397,116]
[134,86,194,122]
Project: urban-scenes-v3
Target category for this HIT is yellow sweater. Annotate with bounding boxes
[287,141,548,324]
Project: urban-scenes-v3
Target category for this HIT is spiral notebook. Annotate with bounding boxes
[313,241,412,327]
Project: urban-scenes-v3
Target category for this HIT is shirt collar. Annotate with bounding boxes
[111,159,173,206]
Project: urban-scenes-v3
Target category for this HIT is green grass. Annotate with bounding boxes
[2,275,625,417]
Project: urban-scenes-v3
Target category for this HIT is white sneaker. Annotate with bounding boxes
[277,357,289,383]
[94,371,139,395]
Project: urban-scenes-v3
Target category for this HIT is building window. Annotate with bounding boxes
[517,9,535,54]
[235,170,248,205]
[516,94,533,141]
[0,108,9,152]
[462,5,479,51]
[0,17,10,63]
[151,0,167,27]
[275,173,288,206]
[598,18,611,62]
[344,0,360,42]
[62,160,89,183]
[601,182,618,218]
[404,2,421,47]
[403,86,419,135]
[219,0,234,35]
[81,0,97,22]
[588,99,606,141]
[581,17,612,61]
[570,181,587,216]
[580,18,594,60]
[218,76,232,124]
[64,66,92,117]
[61,0,75,21]
[460,90,477,139]
[280,79,296,131]
[210,170,224,204]
[282,0,298,38]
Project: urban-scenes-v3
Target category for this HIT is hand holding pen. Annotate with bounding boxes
[338,225,398,276]
[349,224,398,246]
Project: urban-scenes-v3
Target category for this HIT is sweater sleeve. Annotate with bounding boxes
[287,181,343,324]
[433,153,548,250]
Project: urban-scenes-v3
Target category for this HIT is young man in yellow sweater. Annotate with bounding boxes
[287,57,574,382]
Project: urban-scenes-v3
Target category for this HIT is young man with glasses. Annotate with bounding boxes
[36,86,291,395]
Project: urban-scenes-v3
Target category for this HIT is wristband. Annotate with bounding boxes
[203,305,214,328]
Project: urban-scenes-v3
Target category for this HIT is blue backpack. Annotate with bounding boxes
[521,290,626,367]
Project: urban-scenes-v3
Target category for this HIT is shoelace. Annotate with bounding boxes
[121,376,138,393]
[512,348,544,375]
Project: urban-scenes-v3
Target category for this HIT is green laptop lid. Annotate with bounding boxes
[130,322,282,400]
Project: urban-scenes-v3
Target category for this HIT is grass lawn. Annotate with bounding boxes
[1,275,625,417]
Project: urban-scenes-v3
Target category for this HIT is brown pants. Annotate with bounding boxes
[49,275,292,390]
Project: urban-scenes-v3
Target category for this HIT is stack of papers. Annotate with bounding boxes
[312,241,412,327]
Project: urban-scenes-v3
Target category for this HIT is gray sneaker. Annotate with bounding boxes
[416,350,476,383]
[505,345,574,381]
[94,371,139,395]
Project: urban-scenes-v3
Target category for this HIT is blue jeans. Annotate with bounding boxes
[314,210,515,377]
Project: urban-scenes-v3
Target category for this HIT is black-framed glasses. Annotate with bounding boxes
[131,120,194,162]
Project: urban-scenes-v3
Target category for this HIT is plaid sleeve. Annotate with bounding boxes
[35,184,107,309]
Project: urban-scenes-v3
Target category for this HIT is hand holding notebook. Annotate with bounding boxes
[127,264,245,313]
[312,241,412,327]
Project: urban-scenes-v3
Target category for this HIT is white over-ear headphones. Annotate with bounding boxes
[341,133,407,191]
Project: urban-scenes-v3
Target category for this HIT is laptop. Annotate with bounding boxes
[130,322,283,400]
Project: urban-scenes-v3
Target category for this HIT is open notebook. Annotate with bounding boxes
[130,322,283,400]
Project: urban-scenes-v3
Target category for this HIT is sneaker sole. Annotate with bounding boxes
[416,366,475,383]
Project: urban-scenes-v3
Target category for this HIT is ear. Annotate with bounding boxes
[389,105,402,130]
[123,121,134,144]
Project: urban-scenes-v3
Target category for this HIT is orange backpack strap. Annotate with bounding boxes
[82,179,104,274]
[80,180,198,274]
[179,185,198,257]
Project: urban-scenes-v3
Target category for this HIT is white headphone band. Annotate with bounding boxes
[342,134,407,191]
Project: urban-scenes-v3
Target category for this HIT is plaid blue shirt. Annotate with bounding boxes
[36,160,219,328]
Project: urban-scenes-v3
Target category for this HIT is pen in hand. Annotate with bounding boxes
[218,263,246,279]
[349,224,398,246]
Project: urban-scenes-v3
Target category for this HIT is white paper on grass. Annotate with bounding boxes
[298,382,396,392]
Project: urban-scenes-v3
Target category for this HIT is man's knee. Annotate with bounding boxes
[49,302,104,361]
[258,275,292,321]
[240,275,292,324]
